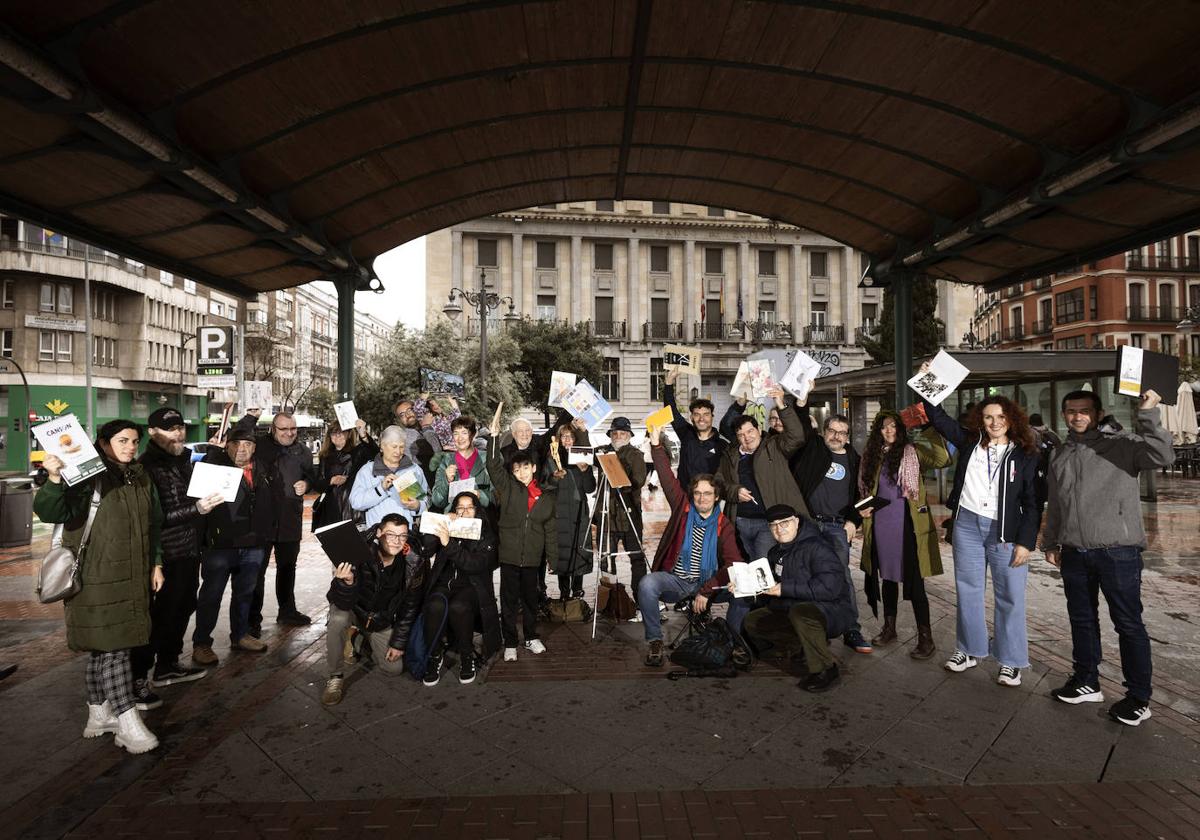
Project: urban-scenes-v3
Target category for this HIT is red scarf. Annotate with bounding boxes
[526,478,542,512]
[454,449,477,479]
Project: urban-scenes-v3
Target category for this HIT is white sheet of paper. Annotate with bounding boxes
[778,350,823,402]
[1117,346,1144,397]
[186,461,243,502]
[562,379,614,430]
[568,446,594,465]
[728,557,776,598]
[448,477,476,497]
[729,361,752,398]
[548,371,577,408]
[906,350,970,406]
[242,380,273,412]
[32,413,105,486]
[334,400,359,431]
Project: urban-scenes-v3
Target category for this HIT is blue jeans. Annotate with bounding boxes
[815,520,861,633]
[193,547,266,646]
[951,509,1029,667]
[635,572,752,642]
[1060,546,1152,701]
[736,517,775,562]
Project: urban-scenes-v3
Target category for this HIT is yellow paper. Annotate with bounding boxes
[645,405,674,431]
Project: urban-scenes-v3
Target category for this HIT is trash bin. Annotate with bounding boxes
[0,478,34,547]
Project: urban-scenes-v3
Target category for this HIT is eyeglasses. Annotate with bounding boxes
[454,506,476,514]
[692,490,716,497]
[380,532,408,542]
[825,428,849,438]
[275,425,297,432]
[768,518,797,530]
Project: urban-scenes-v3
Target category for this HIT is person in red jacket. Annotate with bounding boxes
[639,424,752,667]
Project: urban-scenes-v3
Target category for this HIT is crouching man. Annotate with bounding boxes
[322,514,426,705]
[639,424,752,667]
[743,505,855,692]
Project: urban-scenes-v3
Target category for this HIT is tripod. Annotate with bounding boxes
[590,468,646,639]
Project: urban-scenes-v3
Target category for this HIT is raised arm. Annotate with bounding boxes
[921,397,971,450]
[1130,397,1176,470]
[719,397,746,441]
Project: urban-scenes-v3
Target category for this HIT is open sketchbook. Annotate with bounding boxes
[728,557,776,598]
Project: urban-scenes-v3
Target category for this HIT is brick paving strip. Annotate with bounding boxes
[62,778,1200,838]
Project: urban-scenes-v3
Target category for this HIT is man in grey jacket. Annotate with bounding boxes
[1042,388,1172,727]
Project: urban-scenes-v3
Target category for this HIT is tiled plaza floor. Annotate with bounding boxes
[1,474,1198,839]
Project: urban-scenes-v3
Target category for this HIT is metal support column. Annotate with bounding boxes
[335,276,356,400]
[893,272,914,407]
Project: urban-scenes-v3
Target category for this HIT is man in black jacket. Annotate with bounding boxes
[790,408,871,655]
[193,427,278,664]
[662,368,728,488]
[743,505,855,692]
[133,408,224,697]
[241,410,317,633]
[321,513,426,705]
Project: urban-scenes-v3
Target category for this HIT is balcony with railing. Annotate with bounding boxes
[1,237,148,275]
[642,321,684,342]
[1002,325,1026,341]
[694,321,745,341]
[804,324,846,345]
[1126,253,1200,273]
[465,317,502,336]
[1032,319,1053,335]
[1126,305,1180,322]
[586,320,626,340]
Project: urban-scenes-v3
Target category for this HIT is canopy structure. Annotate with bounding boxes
[3,2,1200,400]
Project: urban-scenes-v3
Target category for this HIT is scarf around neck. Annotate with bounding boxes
[860,442,922,501]
[685,503,721,582]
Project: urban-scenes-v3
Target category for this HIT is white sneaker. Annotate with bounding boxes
[114,708,159,754]
[944,651,977,673]
[997,666,1022,686]
[524,639,546,655]
[83,701,118,738]
[503,647,518,662]
[630,610,644,623]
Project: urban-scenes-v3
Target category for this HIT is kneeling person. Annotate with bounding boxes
[322,514,426,705]
[744,505,854,692]
[639,424,751,667]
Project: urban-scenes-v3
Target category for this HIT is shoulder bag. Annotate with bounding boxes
[36,489,101,604]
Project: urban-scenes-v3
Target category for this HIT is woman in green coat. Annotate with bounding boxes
[857,411,950,660]
[35,419,164,754]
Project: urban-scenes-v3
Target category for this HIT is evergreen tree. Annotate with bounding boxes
[859,276,945,365]
[508,318,604,427]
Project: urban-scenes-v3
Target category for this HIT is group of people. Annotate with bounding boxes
[34,363,1173,754]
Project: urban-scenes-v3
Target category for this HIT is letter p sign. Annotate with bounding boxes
[197,326,234,372]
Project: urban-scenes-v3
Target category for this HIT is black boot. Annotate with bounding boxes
[910,624,936,660]
[871,615,897,646]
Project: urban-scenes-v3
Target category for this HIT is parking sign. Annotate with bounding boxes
[197,326,235,373]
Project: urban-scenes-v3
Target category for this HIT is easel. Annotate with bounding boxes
[590,452,645,639]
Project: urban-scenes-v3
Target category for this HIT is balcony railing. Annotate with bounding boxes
[855,325,878,343]
[1002,326,1025,341]
[642,321,684,341]
[465,317,502,337]
[1031,277,1051,290]
[587,320,626,339]
[1002,284,1024,299]
[1126,305,1180,322]
[694,321,745,341]
[1126,253,1200,272]
[1032,319,1053,335]
[2,237,147,275]
[804,324,845,345]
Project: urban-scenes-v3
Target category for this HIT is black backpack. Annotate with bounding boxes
[668,616,740,679]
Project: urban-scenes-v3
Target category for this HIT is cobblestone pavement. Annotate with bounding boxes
[1,475,1198,839]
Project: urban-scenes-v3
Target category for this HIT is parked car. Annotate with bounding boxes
[185,442,212,463]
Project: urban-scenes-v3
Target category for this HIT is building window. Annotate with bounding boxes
[183,278,196,294]
[477,238,498,267]
[758,301,776,326]
[594,243,613,271]
[704,248,723,274]
[594,297,614,332]
[1,279,13,308]
[39,330,54,360]
[649,245,669,273]
[595,199,614,212]
[706,206,725,217]
[861,303,878,330]
[536,294,557,320]
[56,331,72,361]
[1191,335,1200,358]
[601,357,620,401]
[650,357,666,402]
[96,389,119,416]
[1055,289,1085,324]
[1088,285,1097,320]
[1,328,11,358]
[536,241,556,269]
[652,201,670,214]
[758,249,776,276]
[1161,334,1175,355]
[160,271,174,286]
[810,303,827,327]
[56,283,72,313]
[1159,283,1176,319]
[1156,239,1172,263]
[538,204,557,210]
[1056,335,1087,350]
[810,251,828,278]
[1130,333,1144,348]
[40,282,55,312]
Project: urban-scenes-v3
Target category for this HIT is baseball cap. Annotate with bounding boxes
[148,407,185,430]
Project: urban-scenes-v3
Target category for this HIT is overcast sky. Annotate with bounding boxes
[367,236,427,330]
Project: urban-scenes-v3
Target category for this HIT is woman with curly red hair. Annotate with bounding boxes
[918,361,1043,687]
[858,410,951,659]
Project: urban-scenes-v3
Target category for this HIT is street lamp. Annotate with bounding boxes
[1177,304,1200,360]
[442,266,518,405]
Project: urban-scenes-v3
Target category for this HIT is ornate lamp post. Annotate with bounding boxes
[442,267,519,405]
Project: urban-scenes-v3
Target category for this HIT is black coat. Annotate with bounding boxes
[790,404,863,526]
[663,383,728,487]
[541,460,596,577]
[138,438,205,562]
[766,520,855,638]
[326,540,426,650]
[237,415,317,543]
[201,447,278,550]
[418,525,503,657]
[313,437,379,531]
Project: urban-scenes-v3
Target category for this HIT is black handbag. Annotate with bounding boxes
[669,616,736,675]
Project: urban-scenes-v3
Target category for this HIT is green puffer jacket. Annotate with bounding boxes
[33,460,163,652]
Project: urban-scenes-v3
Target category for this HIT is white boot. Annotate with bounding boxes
[83,701,118,738]
[114,708,159,754]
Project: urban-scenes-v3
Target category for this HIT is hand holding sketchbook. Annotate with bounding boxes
[333,400,359,431]
[728,558,776,598]
[392,467,425,502]
[314,519,374,568]
[32,413,105,486]
[186,461,242,502]
[1115,346,1178,405]
[906,350,969,406]
[419,512,483,540]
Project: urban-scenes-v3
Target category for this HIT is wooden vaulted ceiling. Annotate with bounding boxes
[1,1,1200,298]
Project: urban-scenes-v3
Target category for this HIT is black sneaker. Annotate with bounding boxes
[422,653,445,687]
[1109,696,1152,727]
[801,664,841,693]
[278,611,312,626]
[459,654,478,685]
[133,678,163,711]
[1051,676,1104,704]
[151,661,208,687]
